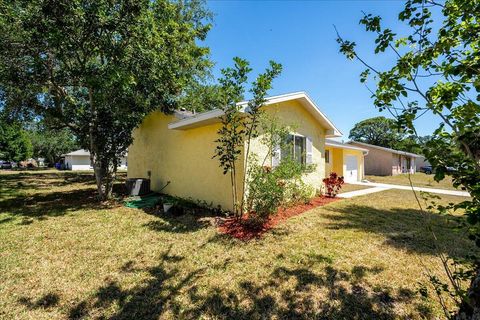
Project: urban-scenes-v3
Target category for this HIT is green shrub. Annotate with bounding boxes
[285,179,315,205]
[246,159,315,225]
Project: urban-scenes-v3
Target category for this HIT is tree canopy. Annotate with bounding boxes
[28,121,78,166]
[178,82,224,113]
[348,116,400,148]
[0,0,212,199]
[349,116,430,154]
[0,120,33,162]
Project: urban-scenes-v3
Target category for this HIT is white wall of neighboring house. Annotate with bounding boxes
[118,157,128,170]
[64,155,93,171]
[64,151,127,171]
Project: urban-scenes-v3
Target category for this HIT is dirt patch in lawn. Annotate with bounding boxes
[218,196,341,241]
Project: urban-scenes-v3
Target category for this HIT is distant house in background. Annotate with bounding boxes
[63,149,92,170]
[348,141,421,176]
[63,149,127,171]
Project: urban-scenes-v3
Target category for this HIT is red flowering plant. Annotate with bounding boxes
[322,172,344,197]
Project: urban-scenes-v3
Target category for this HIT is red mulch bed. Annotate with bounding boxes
[218,196,341,241]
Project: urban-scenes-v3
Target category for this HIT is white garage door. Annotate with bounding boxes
[345,155,358,183]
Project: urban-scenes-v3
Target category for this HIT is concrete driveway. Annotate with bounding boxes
[338,181,470,198]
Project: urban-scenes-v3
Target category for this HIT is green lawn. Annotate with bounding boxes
[365,173,459,190]
[0,170,474,319]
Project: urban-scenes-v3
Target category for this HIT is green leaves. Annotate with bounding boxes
[337,39,357,60]
[360,69,370,83]
[28,121,78,165]
[339,5,480,310]
[349,116,404,149]
[374,29,396,53]
[427,81,466,113]
[0,120,33,162]
[0,0,212,199]
[248,60,283,116]
[360,13,382,33]
[213,57,282,216]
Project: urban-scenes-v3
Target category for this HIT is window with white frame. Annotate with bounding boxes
[273,134,313,166]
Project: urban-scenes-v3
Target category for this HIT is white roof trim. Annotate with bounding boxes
[348,141,422,157]
[167,109,224,130]
[325,139,369,153]
[63,149,90,156]
[167,91,342,137]
[62,149,128,157]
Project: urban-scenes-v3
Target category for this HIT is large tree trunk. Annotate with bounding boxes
[93,159,106,201]
[93,159,114,201]
[88,87,112,201]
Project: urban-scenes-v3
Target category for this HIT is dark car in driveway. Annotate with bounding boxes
[420,166,433,174]
[420,165,457,175]
[0,161,13,169]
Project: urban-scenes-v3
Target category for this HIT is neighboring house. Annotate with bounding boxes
[348,141,421,176]
[128,92,366,212]
[63,149,128,171]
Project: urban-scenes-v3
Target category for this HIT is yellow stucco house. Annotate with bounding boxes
[128,92,368,211]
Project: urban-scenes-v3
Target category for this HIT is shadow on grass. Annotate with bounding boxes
[18,293,60,310]
[143,215,213,234]
[1,171,127,191]
[0,188,100,218]
[185,264,431,319]
[326,204,473,258]
[68,245,206,320]
[0,177,127,221]
[0,172,96,190]
[64,249,431,319]
[142,204,222,234]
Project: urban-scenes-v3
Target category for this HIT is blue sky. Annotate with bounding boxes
[202,0,440,138]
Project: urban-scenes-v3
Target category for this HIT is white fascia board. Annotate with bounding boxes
[348,141,422,157]
[168,109,225,130]
[300,93,343,137]
[325,141,369,153]
[242,92,342,137]
[168,91,343,136]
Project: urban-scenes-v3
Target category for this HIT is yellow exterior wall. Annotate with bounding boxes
[248,100,328,192]
[332,148,344,175]
[127,111,243,212]
[326,147,365,181]
[128,100,357,211]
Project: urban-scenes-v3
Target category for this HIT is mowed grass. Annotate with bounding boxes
[366,173,458,190]
[339,183,373,194]
[0,170,475,319]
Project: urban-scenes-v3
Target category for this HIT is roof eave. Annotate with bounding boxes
[168,92,343,136]
[167,109,224,130]
[325,129,342,138]
[348,141,422,157]
[325,141,369,153]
